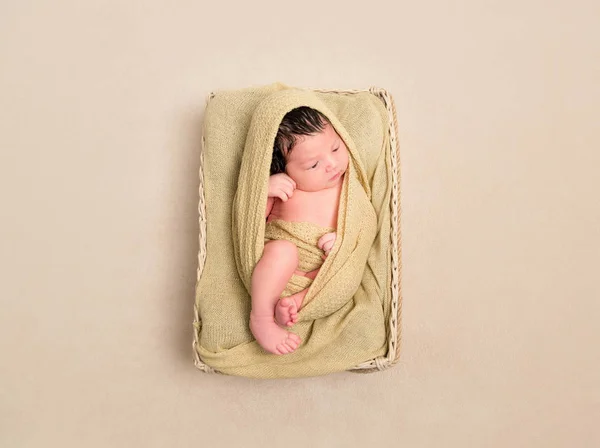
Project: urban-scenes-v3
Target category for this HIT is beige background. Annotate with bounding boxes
[1,1,599,446]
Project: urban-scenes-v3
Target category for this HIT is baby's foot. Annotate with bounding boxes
[275,297,298,327]
[250,312,301,355]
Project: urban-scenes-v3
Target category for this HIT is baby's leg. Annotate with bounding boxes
[250,240,301,355]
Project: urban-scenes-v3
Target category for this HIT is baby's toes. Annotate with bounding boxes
[275,299,293,327]
[287,316,298,327]
[287,332,301,345]
[283,342,297,352]
[276,343,290,354]
[285,338,300,350]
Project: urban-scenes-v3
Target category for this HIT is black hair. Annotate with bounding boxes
[270,107,331,175]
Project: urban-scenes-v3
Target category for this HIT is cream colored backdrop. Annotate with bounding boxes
[1,1,598,447]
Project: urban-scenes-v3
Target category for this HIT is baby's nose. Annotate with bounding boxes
[326,158,336,172]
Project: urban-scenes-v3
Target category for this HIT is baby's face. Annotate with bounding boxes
[284,123,350,192]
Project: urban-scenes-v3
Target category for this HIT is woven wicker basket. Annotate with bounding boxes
[193,87,402,375]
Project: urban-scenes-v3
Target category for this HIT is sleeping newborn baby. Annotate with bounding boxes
[250,107,349,355]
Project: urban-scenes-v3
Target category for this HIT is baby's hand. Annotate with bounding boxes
[268,173,296,202]
[318,232,337,257]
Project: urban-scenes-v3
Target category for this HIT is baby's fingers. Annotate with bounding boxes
[323,240,335,253]
[318,232,332,245]
[317,236,328,250]
[318,233,336,248]
[285,177,296,191]
[282,174,297,190]
[277,183,296,201]
[282,184,294,198]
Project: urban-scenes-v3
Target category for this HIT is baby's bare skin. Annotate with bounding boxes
[269,184,341,328]
[250,122,349,355]
[267,182,342,228]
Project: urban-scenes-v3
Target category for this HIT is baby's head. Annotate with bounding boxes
[271,107,349,192]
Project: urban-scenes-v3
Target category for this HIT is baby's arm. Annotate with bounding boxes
[266,173,296,218]
[265,197,275,218]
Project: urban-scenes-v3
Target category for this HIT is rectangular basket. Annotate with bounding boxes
[193,87,402,375]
